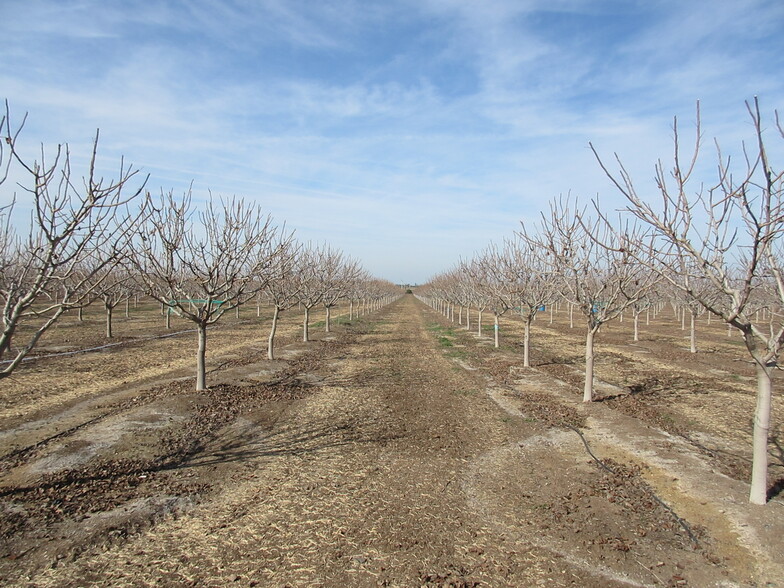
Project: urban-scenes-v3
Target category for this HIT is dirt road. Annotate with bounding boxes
[2,295,782,586]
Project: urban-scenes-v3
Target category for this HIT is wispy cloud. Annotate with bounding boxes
[1,0,782,283]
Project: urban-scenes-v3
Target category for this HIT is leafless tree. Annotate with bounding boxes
[454,260,492,339]
[468,245,516,348]
[264,236,301,360]
[503,236,559,366]
[521,196,657,402]
[316,248,363,333]
[345,268,372,321]
[131,190,278,390]
[0,105,147,378]
[93,265,135,339]
[590,98,784,504]
[364,278,400,311]
[296,244,326,343]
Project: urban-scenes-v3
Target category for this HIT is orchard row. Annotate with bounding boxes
[0,103,400,390]
[419,99,783,505]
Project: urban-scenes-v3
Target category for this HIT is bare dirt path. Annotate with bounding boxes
[1,295,782,586]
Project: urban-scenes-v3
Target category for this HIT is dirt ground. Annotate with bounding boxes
[0,295,782,587]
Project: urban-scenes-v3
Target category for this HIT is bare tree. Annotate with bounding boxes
[591,98,784,504]
[455,260,491,339]
[345,268,372,321]
[131,190,278,390]
[522,196,657,402]
[0,105,147,378]
[80,256,135,339]
[504,236,559,367]
[264,236,301,360]
[468,245,516,348]
[295,244,325,343]
[317,248,363,333]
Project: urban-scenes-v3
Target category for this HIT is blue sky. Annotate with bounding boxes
[1,0,783,284]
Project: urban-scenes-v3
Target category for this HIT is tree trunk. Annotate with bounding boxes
[78,306,84,322]
[303,306,310,342]
[750,360,773,504]
[125,298,130,318]
[477,311,483,336]
[466,307,471,331]
[106,304,113,339]
[523,318,531,367]
[349,300,354,321]
[196,323,207,391]
[584,328,596,402]
[569,304,574,328]
[267,306,279,360]
[165,307,171,329]
[325,305,331,333]
[0,323,15,360]
[633,311,640,342]
[690,311,697,353]
[493,314,499,348]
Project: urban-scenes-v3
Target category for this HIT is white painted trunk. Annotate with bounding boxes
[690,312,697,353]
[303,307,310,342]
[493,315,499,348]
[750,361,773,505]
[267,306,279,360]
[196,324,207,391]
[583,329,596,402]
[106,305,113,339]
[523,320,531,367]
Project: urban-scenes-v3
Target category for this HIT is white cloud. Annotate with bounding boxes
[1,0,783,283]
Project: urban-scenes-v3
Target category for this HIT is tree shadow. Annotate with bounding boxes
[0,419,402,500]
[768,477,784,501]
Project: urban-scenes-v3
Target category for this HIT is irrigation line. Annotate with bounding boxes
[564,423,701,547]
